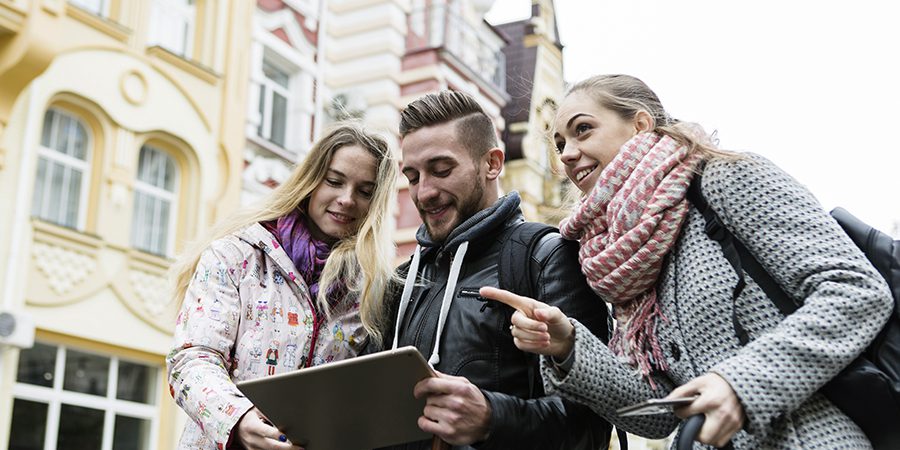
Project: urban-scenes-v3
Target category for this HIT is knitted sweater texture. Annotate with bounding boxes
[542,154,893,449]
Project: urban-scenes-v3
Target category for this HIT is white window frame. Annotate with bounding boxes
[32,108,92,230]
[10,344,161,450]
[131,145,179,257]
[147,0,196,58]
[246,9,319,160]
[69,0,109,17]
[257,57,292,148]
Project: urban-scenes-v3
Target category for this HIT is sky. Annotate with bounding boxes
[486,0,900,236]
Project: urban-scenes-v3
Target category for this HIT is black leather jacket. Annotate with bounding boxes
[373,198,612,450]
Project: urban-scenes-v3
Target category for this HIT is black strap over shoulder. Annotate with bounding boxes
[500,221,630,450]
[687,175,798,345]
[498,221,558,299]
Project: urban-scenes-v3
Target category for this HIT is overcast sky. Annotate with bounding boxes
[487,0,900,236]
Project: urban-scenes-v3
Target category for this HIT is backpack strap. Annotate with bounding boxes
[498,221,558,300]
[498,221,557,399]
[686,175,798,345]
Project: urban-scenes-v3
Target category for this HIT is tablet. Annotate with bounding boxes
[236,346,434,450]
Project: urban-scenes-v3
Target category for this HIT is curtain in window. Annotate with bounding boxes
[131,145,178,256]
[31,109,90,229]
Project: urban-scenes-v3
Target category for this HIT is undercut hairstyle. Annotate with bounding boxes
[399,90,498,159]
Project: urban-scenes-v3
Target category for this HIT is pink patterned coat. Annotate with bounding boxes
[166,223,365,449]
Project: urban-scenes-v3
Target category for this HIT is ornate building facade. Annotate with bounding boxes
[0,0,571,448]
[0,0,252,448]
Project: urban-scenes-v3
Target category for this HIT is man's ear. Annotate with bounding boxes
[634,110,654,133]
[483,148,504,180]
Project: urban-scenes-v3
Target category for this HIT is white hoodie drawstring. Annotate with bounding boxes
[391,241,470,367]
[392,245,422,350]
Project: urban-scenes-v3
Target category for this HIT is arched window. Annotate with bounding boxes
[131,145,179,256]
[31,108,92,229]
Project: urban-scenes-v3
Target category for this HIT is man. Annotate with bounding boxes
[374,90,612,450]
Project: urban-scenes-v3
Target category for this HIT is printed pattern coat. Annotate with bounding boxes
[167,223,365,449]
[542,154,893,449]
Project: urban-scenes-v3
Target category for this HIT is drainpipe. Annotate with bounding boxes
[312,0,329,139]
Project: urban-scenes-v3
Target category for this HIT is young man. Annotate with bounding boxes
[377,90,612,449]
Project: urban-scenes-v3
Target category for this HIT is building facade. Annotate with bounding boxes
[496,0,568,225]
[0,0,252,448]
[240,0,522,260]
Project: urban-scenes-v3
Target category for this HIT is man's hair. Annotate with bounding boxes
[399,90,498,159]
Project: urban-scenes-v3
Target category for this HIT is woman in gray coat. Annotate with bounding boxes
[481,74,893,449]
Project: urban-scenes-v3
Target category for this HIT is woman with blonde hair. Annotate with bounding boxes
[481,74,892,449]
[167,122,398,450]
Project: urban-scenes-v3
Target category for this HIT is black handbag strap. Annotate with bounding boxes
[687,175,799,345]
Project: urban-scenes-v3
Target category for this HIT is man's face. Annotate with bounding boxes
[400,121,487,243]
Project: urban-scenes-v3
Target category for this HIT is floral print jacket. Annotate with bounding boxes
[166,223,365,449]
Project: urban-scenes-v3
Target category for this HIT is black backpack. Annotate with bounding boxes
[687,176,900,449]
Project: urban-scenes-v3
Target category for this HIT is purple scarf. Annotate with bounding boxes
[263,211,332,301]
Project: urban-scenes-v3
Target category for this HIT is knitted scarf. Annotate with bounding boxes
[263,211,333,302]
[560,132,702,380]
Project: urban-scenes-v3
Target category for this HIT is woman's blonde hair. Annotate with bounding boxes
[169,122,399,343]
[566,74,731,161]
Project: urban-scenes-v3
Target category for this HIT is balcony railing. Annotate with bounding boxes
[407,5,506,93]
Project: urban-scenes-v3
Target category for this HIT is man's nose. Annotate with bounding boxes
[416,177,439,203]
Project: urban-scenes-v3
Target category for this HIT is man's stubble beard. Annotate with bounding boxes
[423,176,485,243]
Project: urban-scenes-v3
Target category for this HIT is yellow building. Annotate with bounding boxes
[0,0,252,448]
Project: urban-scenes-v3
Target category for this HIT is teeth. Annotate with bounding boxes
[576,166,596,182]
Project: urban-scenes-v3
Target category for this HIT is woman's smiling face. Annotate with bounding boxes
[553,92,642,194]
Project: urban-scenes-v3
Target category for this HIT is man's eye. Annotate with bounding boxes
[433,169,451,177]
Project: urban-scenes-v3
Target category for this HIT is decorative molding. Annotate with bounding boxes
[129,269,168,317]
[0,0,27,35]
[119,69,148,106]
[31,241,97,295]
[146,45,220,85]
[65,3,131,42]
[109,250,175,333]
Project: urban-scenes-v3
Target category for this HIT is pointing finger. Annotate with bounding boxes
[479,287,539,317]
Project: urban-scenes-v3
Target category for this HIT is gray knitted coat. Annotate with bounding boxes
[542,154,893,449]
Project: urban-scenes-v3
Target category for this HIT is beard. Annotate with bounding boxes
[419,177,485,243]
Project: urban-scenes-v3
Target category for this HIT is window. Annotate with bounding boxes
[31,109,91,230]
[147,0,195,57]
[10,342,158,450]
[69,0,108,16]
[131,145,178,257]
[257,59,290,148]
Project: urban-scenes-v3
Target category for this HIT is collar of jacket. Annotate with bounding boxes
[415,190,523,255]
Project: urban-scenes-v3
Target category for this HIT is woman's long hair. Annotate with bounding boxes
[169,122,399,344]
[565,74,731,161]
[554,74,738,207]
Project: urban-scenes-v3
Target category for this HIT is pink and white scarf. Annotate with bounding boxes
[560,132,703,381]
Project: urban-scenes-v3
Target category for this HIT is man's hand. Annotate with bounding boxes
[479,286,576,359]
[668,373,745,448]
[413,371,492,445]
[233,407,303,450]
